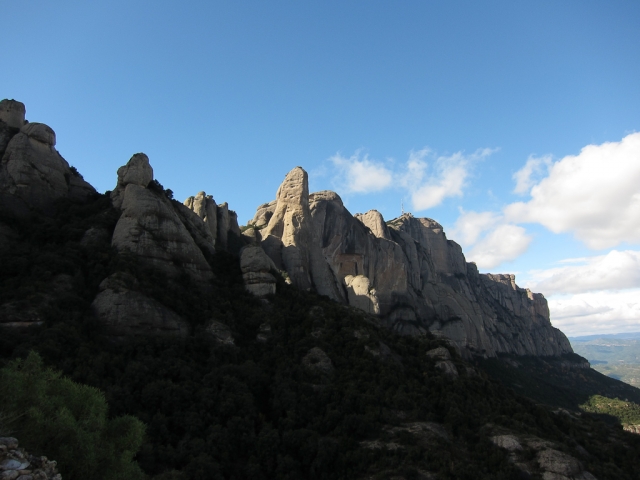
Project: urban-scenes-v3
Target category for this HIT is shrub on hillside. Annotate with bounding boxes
[0,351,146,480]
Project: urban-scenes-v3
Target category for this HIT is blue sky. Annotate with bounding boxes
[3,1,640,335]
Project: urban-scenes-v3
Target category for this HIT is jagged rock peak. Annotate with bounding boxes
[0,99,26,129]
[184,191,218,246]
[110,153,153,209]
[0,101,95,217]
[109,152,214,282]
[355,210,391,240]
[117,152,153,188]
[275,166,309,207]
[250,168,573,358]
[21,122,56,146]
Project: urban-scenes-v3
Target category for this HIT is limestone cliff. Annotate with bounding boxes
[251,167,572,358]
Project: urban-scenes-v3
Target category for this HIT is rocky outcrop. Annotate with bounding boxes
[110,152,153,209]
[184,191,218,246]
[0,100,26,130]
[257,168,342,300]
[91,273,190,336]
[0,436,61,480]
[110,153,213,282]
[302,347,333,374]
[251,166,572,358]
[0,100,26,158]
[0,100,95,217]
[240,245,277,296]
[355,210,392,240]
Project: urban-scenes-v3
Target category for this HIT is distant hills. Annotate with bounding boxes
[569,333,640,388]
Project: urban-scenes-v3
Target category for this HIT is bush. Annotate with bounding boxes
[0,351,146,480]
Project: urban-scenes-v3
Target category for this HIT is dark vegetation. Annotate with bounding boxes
[480,354,640,411]
[1,193,640,479]
[0,352,146,480]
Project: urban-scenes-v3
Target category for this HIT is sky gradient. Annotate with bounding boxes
[3,1,640,335]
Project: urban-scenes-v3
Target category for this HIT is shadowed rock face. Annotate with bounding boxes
[184,191,218,247]
[0,99,26,129]
[0,99,95,217]
[110,154,214,282]
[92,273,190,336]
[252,166,572,358]
[240,245,277,296]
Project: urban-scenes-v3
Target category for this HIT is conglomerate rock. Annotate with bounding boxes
[184,191,218,246]
[110,154,213,282]
[251,166,572,358]
[91,273,190,336]
[240,245,277,296]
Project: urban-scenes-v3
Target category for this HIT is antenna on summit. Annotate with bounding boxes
[401,200,404,215]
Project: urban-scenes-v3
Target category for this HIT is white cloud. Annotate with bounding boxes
[330,152,393,194]
[466,224,532,269]
[547,289,640,336]
[512,155,551,194]
[406,148,496,211]
[505,132,640,249]
[525,250,640,295]
[449,209,501,246]
[410,152,469,210]
[328,147,497,210]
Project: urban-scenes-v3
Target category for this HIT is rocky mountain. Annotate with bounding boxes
[249,167,571,359]
[2,99,640,480]
[0,99,570,360]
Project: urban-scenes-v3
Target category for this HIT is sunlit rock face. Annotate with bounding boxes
[0,99,95,217]
[252,166,572,359]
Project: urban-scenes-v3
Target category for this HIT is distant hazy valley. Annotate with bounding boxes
[570,332,640,388]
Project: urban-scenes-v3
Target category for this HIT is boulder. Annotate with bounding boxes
[302,347,333,374]
[426,347,452,360]
[91,273,190,336]
[344,274,379,314]
[355,209,392,240]
[0,99,26,129]
[206,320,234,345]
[490,435,523,452]
[240,245,277,296]
[536,449,582,477]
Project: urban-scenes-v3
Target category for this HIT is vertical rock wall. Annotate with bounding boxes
[252,166,573,358]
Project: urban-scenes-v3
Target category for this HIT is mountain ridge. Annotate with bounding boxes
[0,99,570,360]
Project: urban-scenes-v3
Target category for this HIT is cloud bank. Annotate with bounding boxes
[526,250,640,295]
[506,132,640,249]
[547,289,640,336]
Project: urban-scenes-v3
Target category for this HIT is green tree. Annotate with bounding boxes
[0,351,146,480]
